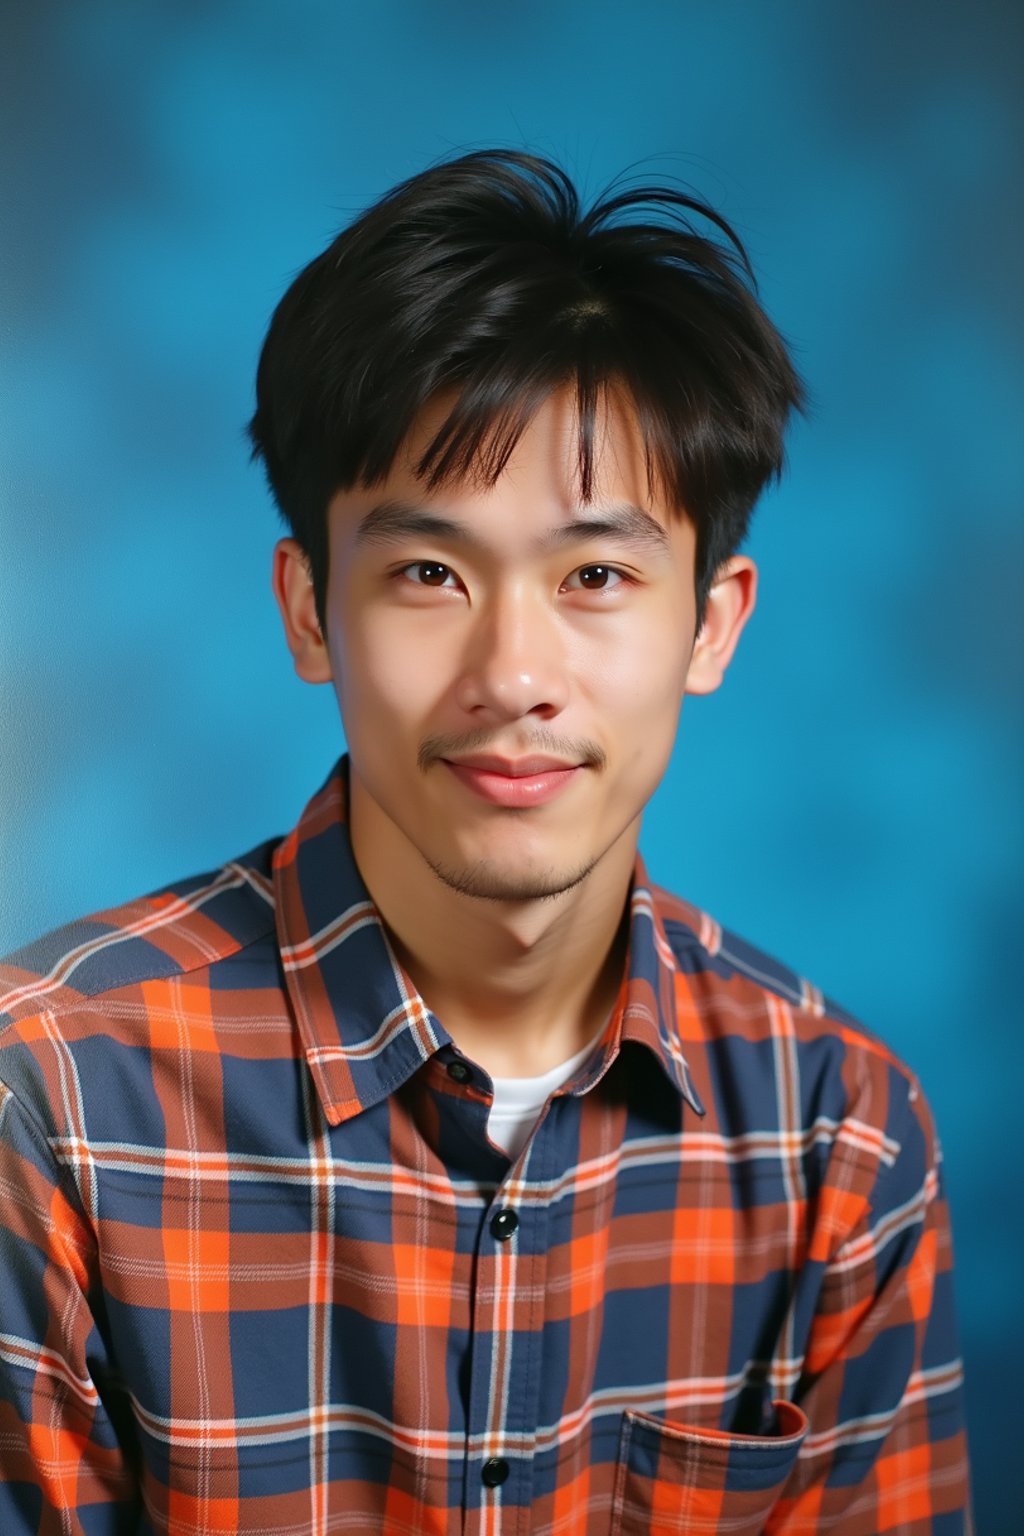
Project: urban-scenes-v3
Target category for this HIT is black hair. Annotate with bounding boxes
[248,149,804,632]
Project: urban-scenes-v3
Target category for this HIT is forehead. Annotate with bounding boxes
[329,384,691,548]
[407,383,653,497]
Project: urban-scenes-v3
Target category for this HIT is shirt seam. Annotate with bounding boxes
[0,912,280,1028]
[0,1071,97,1244]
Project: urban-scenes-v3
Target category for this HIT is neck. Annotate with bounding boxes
[348,777,639,1080]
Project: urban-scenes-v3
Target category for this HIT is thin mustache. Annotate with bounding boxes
[418,731,606,773]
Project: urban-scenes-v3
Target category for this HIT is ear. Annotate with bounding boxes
[271,538,333,685]
[684,556,758,696]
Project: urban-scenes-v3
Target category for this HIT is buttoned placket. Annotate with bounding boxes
[458,1066,562,1536]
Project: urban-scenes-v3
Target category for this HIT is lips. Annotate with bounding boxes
[441,755,581,808]
[444,754,577,778]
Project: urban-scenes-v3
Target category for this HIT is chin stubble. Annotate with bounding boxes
[422,852,602,904]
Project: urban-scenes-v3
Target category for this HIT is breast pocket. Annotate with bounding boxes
[611,1399,807,1535]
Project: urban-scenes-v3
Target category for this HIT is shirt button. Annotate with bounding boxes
[481,1456,510,1487]
[489,1208,519,1241]
[446,1059,472,1084]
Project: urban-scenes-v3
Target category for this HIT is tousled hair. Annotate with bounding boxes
[248,149,805,631]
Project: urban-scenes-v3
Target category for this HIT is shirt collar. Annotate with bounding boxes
[274,757,705,1126]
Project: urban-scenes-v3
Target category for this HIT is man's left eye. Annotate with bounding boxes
[563,565,626,591]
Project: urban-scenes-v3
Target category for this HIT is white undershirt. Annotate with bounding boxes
[487,1026,607,1161]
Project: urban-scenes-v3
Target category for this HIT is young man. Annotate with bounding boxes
[0,151,969,1533]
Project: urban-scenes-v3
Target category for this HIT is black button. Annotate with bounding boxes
[489,1208,519,1241]
[446,1059,471,1084]
[481,1456,510,1487]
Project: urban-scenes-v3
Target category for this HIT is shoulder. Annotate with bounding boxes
[649,881,937,1177]
[0,839,282,1020]
[651,879,863,1026]
[0,839,283,1127]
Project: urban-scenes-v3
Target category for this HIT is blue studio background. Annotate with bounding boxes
[1,1,1020,1523]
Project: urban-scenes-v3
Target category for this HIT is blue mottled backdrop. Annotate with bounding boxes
[1,2,1020,1523]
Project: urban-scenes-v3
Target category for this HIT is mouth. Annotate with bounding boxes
[440,755,582,808]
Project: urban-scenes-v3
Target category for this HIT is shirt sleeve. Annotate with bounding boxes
[0,1074,142,1534]
[767,1074,972,1533]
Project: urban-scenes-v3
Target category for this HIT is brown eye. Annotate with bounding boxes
[568,564,625,591]
[409,562,453,587]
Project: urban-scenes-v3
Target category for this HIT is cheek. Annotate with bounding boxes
[330,610,454,732]
[575,611,692,720]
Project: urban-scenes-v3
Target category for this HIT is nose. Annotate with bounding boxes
[453,585,569,722]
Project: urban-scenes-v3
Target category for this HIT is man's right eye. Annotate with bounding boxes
[401,561,456,588]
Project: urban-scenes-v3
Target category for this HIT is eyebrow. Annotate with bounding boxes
[354,498,673,556]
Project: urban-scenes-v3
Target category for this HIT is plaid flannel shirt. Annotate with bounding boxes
[0,758,970,1534]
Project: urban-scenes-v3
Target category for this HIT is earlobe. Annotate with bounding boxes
[684,557,758,697]
[271,538,333,685]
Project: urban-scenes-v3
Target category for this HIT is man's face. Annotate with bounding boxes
[291,388,737,904]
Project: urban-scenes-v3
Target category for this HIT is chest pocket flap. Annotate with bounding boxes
[611,1399,807,1535]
